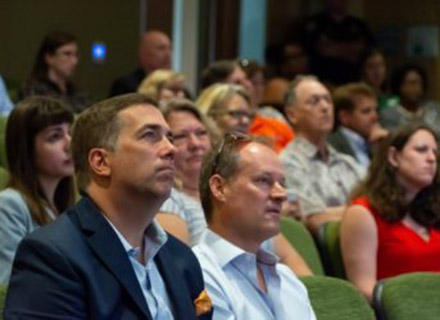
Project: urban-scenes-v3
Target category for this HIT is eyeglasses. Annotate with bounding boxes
[211,132,250,175]
[211,109,255,121]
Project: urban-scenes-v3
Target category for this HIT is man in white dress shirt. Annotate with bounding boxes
[193,133,316,320]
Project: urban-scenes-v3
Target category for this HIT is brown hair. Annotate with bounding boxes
[72,93,158,193]
[199,133,267,222]
[351,123,440,228]
[6,96,74,225]
[333,82,376,111]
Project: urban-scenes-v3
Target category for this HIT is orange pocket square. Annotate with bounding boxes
[194,289,212,316]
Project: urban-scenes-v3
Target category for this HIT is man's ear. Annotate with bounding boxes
[209,174,227,203]
[88,148,112,178]
[284,106,298,126]
[388,146,399,168]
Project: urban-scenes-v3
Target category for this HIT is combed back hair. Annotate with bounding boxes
[200,60,236,89]
[31,31,77,81]
[284,74,319,107]
[351,123,440,228]
[199,133,268,222]
[72,93,158,193]
[6,96,74,225]
[333,82,376,122]
[138,69,184,100]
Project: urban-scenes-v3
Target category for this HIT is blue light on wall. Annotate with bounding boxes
[92,42,106,62]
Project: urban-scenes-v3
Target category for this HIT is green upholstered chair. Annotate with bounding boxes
[0,167,8,191]
[0,285,7,320]
[280,217,324,275]
[374,272,440,320]
[300,276,375,320]
[0,116,7,168]
[316,221,345,278]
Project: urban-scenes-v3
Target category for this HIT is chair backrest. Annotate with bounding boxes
[374,272,440,320]
[0,167,8,191]
[0,285,7,320]
[0,116,7,168]
[316,221,345,278]
[300,275,375,320]
[280,217,324,275]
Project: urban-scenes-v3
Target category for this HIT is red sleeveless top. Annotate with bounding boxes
[353,197,440,280]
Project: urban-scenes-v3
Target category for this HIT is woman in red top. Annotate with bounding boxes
[341,123,440,302]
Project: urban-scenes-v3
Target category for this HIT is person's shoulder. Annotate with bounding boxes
[109,69,145,96]
[0,188,29,213]
[280,139,308,165]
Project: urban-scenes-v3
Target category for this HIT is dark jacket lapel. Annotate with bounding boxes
[155,247,197,320]
[329,129,356,158]
[71,197,153,320]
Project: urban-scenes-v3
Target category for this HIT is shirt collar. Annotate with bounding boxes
[201,229,278,269]
[340,127,367,147]
[294,136,338,161]
[103,215,168,263]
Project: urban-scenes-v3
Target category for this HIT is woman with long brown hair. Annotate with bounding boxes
[341,123,440,302]
[0,96,75,283]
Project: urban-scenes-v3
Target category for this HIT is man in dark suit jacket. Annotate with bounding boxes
[4,94,212,319]
[109,31,172,97]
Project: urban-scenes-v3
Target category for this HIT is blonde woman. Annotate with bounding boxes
[137,69,185,105]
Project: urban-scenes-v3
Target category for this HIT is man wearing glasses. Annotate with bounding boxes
[193,133,316,320]
[281,75,364,234]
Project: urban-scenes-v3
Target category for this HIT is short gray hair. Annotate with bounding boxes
[284,75,319,108]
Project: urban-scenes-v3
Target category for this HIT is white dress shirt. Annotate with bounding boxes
[193,229,316,320]
[105,217,174,320]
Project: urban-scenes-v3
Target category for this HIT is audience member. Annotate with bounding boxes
[281,75,364,233]
[0,74,14,115]
[341,123,440,302]
[299,0,374,85]
[157,99,312,276]
[380,63,440,137]
[4,94,212,319]
[0,96,74,283]
[110,31,172,96]
[19,31,90,113]
[329,82,387,170]
[137,69,186,107]
[193,133,317,319]
[196,83,253,137]
[359,47,398,110]
[198,82,294,153]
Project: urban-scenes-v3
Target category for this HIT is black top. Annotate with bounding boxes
[109,68,146,97]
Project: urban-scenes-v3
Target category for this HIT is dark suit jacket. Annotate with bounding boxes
[4,197,212,320]
[328,128,357,159]
[109,69,146,97]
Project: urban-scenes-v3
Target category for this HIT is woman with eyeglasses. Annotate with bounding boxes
[0,96,75,283]
[157,98,313,276]
[19,31,91,113]
[196,82,294,153]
